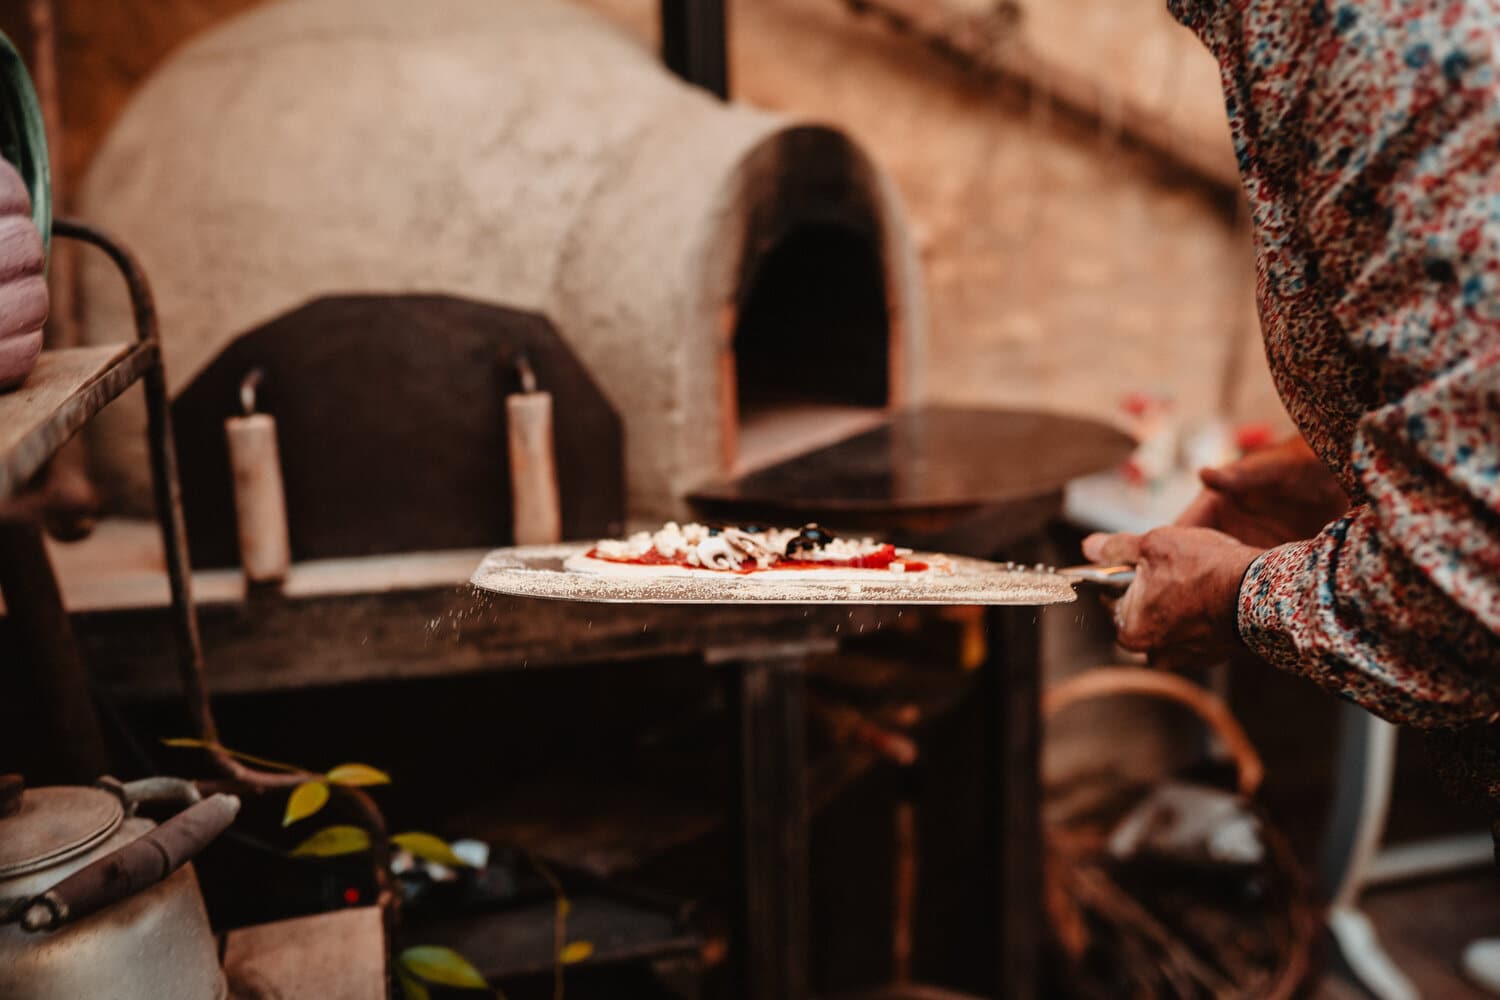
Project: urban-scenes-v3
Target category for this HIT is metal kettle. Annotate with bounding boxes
[0,774,240,1000]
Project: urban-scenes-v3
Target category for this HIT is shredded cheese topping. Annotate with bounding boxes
[592,522,914,572]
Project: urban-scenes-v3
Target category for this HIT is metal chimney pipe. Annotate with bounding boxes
[661,0,728,98]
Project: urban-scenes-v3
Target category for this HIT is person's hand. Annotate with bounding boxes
[1175,436,1347,548]
[1081,526,1263,669]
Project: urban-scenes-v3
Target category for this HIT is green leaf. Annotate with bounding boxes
[283,780,330,826]
[161,737,301,773]
[560,940,594,964]
[391,831,467,868]
[395,969,431,1000]
[399,946,489,989]
[290,825,371,858]
[325,763,391,787]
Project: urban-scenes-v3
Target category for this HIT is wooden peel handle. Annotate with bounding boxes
[226,413,291,583]
[507,392,562,545]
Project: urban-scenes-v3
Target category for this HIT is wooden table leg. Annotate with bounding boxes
[0,520,108,782]
[982,604,1042,1000]
[715,643,827,1000]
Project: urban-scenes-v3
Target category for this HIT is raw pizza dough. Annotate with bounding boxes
[470,543,1077,606]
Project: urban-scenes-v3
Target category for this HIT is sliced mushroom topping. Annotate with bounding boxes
[721,527,771,563]
[695,536,741,570]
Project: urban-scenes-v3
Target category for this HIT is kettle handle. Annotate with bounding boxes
[105,775,203,811]
[14,793,240,933]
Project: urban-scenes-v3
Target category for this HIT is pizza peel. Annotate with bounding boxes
[470,543,1119,606]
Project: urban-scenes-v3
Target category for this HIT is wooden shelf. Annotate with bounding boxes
[0,343,154,500]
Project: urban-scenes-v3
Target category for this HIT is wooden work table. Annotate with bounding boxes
[2,519,895,700]
[10,405,1132,706]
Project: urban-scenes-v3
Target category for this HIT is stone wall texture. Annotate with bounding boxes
[67,0,925,517]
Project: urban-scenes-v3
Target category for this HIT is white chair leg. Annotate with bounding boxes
[1327,906,1420,1000]
[1319,705,1423,997]
[1320,705,1399,908]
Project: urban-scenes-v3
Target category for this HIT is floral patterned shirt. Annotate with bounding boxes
[1170,0,1500,726]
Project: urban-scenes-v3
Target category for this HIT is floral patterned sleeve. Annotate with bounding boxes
[1239,401,1500,727]
[1172,0,1500,726]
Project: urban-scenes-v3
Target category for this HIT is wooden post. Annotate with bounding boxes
[983,602,1042,1000]
[0,521,108,783]
[29,0,101,541]
[714,641,829,1000]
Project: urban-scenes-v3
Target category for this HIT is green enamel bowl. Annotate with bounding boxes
[0,29,49,250]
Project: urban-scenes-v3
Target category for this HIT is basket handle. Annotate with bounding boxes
[1043,666,1264,798]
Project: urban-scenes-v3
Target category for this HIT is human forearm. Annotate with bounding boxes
[1175,434,1349,549]
[1238,502,1500,727]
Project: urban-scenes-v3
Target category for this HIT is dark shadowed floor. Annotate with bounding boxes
[1313,872,1500,1000]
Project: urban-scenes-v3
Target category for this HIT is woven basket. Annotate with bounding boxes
[1042,667,1321,999]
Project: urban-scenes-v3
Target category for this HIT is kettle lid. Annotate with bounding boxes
[0,775,124,879]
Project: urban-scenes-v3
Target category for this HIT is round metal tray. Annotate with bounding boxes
[471,544,1076,606]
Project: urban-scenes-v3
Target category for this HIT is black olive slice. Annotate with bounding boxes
[785,523,836,557]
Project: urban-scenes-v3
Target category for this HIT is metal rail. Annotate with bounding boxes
[49,219,398,924]
[53,218,216,746]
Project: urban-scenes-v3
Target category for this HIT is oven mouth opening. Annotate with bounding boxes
[731,220,890,473]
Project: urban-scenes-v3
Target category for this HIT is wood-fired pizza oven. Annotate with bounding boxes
[76,0,925,528]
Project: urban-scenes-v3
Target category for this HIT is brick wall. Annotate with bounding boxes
[4,0,1285,434]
